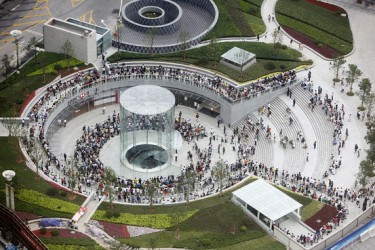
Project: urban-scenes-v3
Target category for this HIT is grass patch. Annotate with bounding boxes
[46,245,104,250]
[275,0,353,54]
[27,58,84,76]
[243,13,266,35]
[276,14,352,55]
[41,238,98,246]
[108,42,311,83]
[0,137,84,216]
[215,235,286,250]
[301,201,324,221]
[205,0,255,39]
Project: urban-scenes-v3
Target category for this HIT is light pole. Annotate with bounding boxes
[10,30,22,69]
[2,170,16,210]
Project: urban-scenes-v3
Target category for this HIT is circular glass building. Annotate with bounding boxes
[120,85,175,172]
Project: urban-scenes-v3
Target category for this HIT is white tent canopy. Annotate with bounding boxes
[232,178,302,222]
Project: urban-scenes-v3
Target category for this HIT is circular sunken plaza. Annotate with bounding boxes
[117,0,218,53]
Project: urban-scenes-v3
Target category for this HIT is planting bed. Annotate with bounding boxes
[99,220,130,238]
[305,0,346,13]
[282,26,339,58]
[33,228,89,238]
[304,204,339,230]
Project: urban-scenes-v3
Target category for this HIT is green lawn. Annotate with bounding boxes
[275,0,353,54]
[108,42,312,83]
[95,177,319,249]
[0,137,85,217]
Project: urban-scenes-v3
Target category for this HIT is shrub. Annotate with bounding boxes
[335,10,342,16]
[59,191,67,197]
[275,42,282,49]
[39,227,47,235]
[105,210,114,218]
[199,238,212,247]
[50,229,59,237]
[264,62,276,70]
[240,225,248,232]
[113,211,120,218]
[280,64,286,70]
[248,7,257,15]
[281,44,287,49]
[54,64,63,71]
[46,188,58,197]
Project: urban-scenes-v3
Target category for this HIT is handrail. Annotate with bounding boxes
[0,203,48,250]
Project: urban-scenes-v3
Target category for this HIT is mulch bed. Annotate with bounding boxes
[304,204,339,230]
[305,0,346,13]
[98,220,130,238]
[282,25,340,58]
[33,228,89,238]
[15,211,41,221]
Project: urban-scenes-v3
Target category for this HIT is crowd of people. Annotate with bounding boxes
[20,64,372,249]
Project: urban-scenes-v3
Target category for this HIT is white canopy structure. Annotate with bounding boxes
[232,178,302,230]
[220,47,256,71]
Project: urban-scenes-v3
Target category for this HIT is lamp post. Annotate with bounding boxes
[10,30,22,69]
[2,170,16,210]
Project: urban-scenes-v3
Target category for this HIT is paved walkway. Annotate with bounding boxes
[12,0,375,248]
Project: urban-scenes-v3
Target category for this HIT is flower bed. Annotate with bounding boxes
[98,220,130,238]
[282,26,339,59]
[15,211,41,221]
[304,204,339,230]
[305,0,346,13]
[33,228,88,238]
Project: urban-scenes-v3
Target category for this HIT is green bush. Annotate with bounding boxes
[39,227,47,235]
[240,226,248,232]
[280,64,286,70]
[281,44,287,49]
[264,62,276,70]
[105,210,114,218]
[54,64,63,71]
[46,188,58,197]
[248,7,257,15]
[59,191,67,197]
[50,229,59,237]
[113,211,120,218]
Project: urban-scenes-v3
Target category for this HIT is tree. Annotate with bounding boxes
[358,78,371,108]
[208,37,219,68]
[104,167,117,208]
[60,39,75,71]
[235,49,249,80]
[2,54,11,78]
[146,28,157,58]
[114,20,123,53]
[183,170,196,207]
[27,37,38,58]
[212,159,230,197]
[329,56,346,86]
[345,64,362,94]
[144,181,158,210]
[271,28,283,49]
[178,31,190,60]
[1,105,21,137]
[168,212,184,239]
[364,92,375,119]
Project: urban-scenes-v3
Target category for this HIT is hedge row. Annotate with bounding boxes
[276,0,352,43]
[42,238,97,246]
[92,210,199,229]
[276,14,352,54]
[16,189,80,214]
[28,58,84,77]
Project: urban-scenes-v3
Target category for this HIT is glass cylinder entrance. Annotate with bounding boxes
[120,85,175,172]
